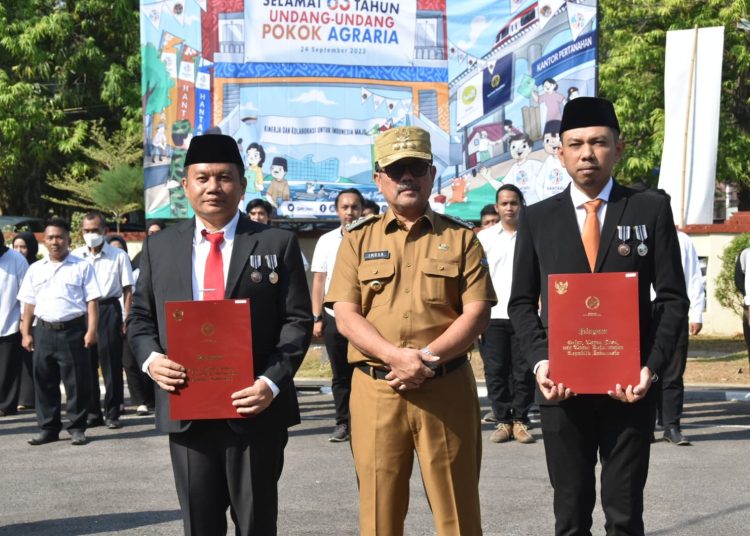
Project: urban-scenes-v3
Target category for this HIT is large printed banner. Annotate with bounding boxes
[140,0,598,220]
[442,0,598,220]
[246,1,417,66]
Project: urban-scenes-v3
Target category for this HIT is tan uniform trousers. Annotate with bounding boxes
[350,361,483,536]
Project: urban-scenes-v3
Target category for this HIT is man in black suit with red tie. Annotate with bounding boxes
[128,134,312,536]
[508,97,688,536]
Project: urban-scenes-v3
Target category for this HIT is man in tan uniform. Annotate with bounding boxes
[325,126,496,536]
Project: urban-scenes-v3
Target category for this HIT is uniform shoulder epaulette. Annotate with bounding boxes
[346,214,380,232]
[438,213,475,230]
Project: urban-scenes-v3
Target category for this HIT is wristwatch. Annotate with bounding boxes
[313,314,323,322]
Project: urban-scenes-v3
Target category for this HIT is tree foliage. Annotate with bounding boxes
[599,0,750,195]
[0,0,140,216]
[715,233,750,316]
[90,165,144,232]
[45,122,142,214]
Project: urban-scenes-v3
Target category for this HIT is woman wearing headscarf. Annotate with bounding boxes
[11,232,39,410]
[12,232,38,265]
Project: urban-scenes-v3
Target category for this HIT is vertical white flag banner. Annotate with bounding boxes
[658,26,724,226]
[566,1,596,41]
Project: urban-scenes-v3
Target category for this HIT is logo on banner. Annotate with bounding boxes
[462,85,477,105]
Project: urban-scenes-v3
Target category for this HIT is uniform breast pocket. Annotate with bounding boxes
[358,261,394,310]
[63,273,84,290]
[421,258,459,305]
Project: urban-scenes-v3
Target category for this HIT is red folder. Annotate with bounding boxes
[166,299,254,420]
[547,272,640,394]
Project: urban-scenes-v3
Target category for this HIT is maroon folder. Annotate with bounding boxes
[166,299,254,420]
[547,272,640,394]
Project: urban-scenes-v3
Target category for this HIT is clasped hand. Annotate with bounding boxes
[383,348,439,392]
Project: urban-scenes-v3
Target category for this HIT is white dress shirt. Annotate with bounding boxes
[310,226,344,317]
[144,212,279,397]
[477,222,516,319]
[740,249,750,307]
[0,249,28,336]
[192,211,239,300]
[17,254,102,322]
[72,241,134,299]
[677,231,705,323]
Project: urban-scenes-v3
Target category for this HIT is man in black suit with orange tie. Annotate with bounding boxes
[128,134,312,536]
[508,98,688,536]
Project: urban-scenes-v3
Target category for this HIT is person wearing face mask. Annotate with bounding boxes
[72,211,134,430]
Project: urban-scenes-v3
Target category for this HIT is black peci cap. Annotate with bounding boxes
[184,134,245,170]
[559,97,620,134]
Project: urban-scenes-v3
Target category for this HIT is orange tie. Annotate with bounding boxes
[582,199,603,272]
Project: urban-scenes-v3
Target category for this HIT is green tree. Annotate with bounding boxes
[45,121,143,216]
[599,0,750,194]
[715,234,750,316]
[90,165,144,232]
[0,0,140,216]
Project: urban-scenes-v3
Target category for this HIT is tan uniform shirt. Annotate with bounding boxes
[325,206,496,366]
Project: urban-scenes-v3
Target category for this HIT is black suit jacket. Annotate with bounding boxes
[508,181,689,400]
[127,214,312,433]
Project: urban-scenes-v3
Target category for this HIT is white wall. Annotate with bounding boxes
[689,233,743,336]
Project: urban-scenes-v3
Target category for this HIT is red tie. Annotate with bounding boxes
[202,230,225,300]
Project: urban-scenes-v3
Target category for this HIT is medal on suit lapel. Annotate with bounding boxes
[265,254,279,284]
[249,255,262,283]
[617,226,631,256]
[634,225,648,256]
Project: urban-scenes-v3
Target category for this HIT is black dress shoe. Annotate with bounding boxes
[28,432,59,446]
[70,431,87,446]
[105,419,122,429]
[663,427,691,446]
[87,416,104,427]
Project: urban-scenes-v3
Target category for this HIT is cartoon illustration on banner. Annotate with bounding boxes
[140,0,450,219]
[140,0,597,220]
[442,0,598,220]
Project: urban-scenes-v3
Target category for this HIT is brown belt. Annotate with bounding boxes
[356,355,467,380]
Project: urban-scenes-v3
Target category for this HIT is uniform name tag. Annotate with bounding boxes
[364,251,390,260]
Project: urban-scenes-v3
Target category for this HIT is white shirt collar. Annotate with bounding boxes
[194,211,240,244]
[42,253,76,265]
[482,221,517,236]
[570,177,614,208]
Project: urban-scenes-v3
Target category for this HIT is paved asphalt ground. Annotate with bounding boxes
[1,386,749,536]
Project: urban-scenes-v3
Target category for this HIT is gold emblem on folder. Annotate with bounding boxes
[201,322,216,337]
[585,296,601,311]
[554,281,568,295]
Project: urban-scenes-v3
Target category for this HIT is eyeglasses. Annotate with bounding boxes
[378,160,432,180]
